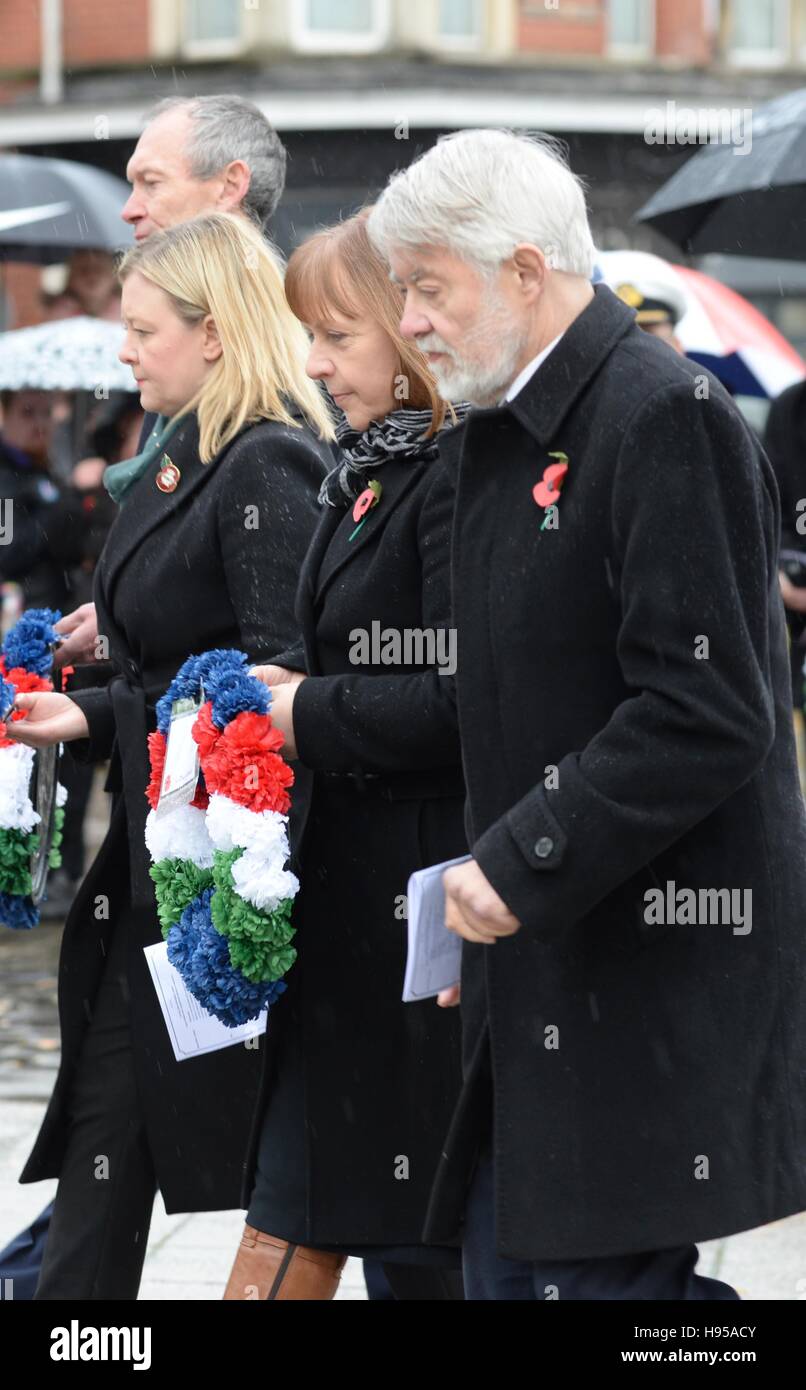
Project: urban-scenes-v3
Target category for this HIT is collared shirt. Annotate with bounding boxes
[500,332,564,406]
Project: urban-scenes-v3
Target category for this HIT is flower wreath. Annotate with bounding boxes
[145,649,299,1027]
[0,608,67,929]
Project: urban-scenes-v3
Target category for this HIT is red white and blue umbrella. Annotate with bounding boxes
[597,250,805,399]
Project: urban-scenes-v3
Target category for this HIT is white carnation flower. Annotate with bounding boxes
[0,743,40,832]
[231,849,299,913]
[145,803,214,868]
[206,794,289,856]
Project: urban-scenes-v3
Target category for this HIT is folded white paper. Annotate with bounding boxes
[144,940,267,1060]
[403,854,469,1002]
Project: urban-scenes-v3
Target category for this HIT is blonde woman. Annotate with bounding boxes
[7,212,334,1301]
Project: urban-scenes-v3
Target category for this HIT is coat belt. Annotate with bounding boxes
[109,674,155,909]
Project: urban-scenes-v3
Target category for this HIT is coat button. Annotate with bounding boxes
[534,836,554,859]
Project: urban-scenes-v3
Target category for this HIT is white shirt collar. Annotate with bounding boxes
[500,332,564,406]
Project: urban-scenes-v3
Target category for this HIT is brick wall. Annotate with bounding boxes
[516,0,711,62]
[655,0,710,64]
[0,0,40,68]
[518,1,605,57]
[62,0,150,66]
[0,0,151,75]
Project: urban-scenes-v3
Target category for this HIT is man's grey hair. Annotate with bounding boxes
[368,128,595,279]
[145,95,287,225]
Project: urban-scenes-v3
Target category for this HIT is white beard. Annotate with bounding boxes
[421,288,532,407]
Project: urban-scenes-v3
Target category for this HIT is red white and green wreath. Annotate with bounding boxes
[145,649,299,1026]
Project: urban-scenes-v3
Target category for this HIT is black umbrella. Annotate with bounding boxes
[0,152,134,263]
[637,87,806,261]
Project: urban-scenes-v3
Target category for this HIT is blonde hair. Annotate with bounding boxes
[118,212,335,462]
[285,207,456,437]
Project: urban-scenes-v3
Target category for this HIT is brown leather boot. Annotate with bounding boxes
[223,1225,347,1300]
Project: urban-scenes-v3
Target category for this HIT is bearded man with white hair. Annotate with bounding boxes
[368,129,806,1301]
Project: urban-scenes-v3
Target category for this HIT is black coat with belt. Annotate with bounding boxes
[240,448,466,1249]
[20,411,331,1213]
[424,286,806,1261]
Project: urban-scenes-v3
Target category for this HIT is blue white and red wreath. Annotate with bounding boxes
[145,649,299,1027]
[0,608,67,929]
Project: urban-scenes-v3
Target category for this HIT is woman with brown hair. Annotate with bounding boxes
[224,209,471,1301]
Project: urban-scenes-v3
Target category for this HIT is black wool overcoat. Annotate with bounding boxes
[20,412,330,1213]
[424,286,806,1261]
[240,450,466,1249]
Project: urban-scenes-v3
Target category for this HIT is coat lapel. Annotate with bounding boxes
[294,504,343,676]
[437,286,637,484]
[98,414,237,604]
[508,286,636,446]
[310,457,430,607]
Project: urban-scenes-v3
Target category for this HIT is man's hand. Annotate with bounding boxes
[437,984,461,1007]
[443,859,521,945]
[53,603,100,668]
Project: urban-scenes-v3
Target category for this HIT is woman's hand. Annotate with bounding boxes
[53,602,100,668]
[249,665,306,688]
[437,984,461,1008]
[71,456,107,490]
[258,674,306,761]
[779,571,806,613]
[4,692,89,747]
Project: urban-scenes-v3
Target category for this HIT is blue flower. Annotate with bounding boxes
[167,888,286,1027]
[0,674,16,722]
[210,671,269,729]
[2,608,61,677]
[0,891,39,930]
[156,649,269,733]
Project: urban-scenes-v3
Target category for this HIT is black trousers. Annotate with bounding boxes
[34,917,157,1301]
[463,1144,740,1301]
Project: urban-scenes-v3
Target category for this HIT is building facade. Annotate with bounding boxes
[2,1,806,342]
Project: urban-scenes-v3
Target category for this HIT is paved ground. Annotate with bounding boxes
[1,773,804,1300]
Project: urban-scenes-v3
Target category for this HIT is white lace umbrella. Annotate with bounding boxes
[0,315,135,392]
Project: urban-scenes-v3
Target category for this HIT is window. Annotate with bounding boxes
[439,0,483,45]
[608,0,654,58]
[290,0,392,52]
[184,0,243,52]
[726,0,790,66]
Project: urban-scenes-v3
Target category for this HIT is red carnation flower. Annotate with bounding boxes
[203,743,293,814]
[0,668,54,743]
[146,730,167,809]
[223,709,285,755]
[192,701,221,760]
[5,667,53,696]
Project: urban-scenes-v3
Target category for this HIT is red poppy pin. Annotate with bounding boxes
[533,451,569,530]
[349,479,383,541]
